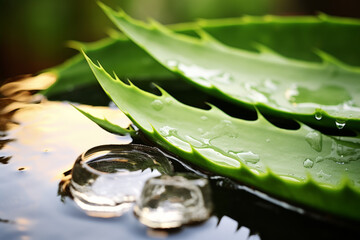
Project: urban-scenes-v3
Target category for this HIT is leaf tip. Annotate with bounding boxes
[81,51,104,72]
[151,83,170,97]
[252,43,286,62]
[97,1,114,14]
[196,28,226,49]
[98,1,129,23]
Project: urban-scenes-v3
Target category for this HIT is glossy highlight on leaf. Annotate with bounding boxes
[84,53,360,221]
[100,4,360,132]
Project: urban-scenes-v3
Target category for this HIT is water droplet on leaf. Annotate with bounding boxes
[236,151,260,164]
[159,126,176,136]
[164,97,172,105]
[201,138,210,145]
[315,109,322,120]
[303,159,314,168]
[151,100,164,111]
[221,119,232,125]
[335,119,346,130]
[305,131,322,152]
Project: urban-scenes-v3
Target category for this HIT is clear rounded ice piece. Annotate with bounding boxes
[69,144,173,218]
[134,174,212,229]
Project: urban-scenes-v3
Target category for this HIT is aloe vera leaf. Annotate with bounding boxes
[84,54,360,221]
[199,14,360,66]
[41,36,175,97]
[73,105,136,136]
[42,14,360,98]
[41,22,202,98]
[101,5,360,132]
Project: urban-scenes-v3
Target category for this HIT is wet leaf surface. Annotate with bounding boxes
[101,5,360,132]
[84,55,360,221]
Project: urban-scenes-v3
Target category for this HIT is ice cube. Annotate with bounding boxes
[70,144,173,217]
[134,174,212,228]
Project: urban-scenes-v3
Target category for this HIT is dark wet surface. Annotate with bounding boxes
[0,77,359,240]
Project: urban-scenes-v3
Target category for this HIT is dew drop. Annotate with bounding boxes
[165,97,172,105]
[335,119,346,130]
[151,100,164,111]
[202,138,210,145]
[221,119,232,125]
[266,138,271,143]
[159,126,176,136]
[314,109,322,120]
[236,151,260,164]
[303,159,314,168]
[305,131,322,152]
[200,116,208,121]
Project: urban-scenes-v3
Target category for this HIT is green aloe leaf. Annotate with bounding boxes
[42,23,200,98]
[198,14,360,66]
[101,5,360,132]
[41,36,175,97]
[83,53,360,221]
[42,11,360,100]
[73,105,136,136]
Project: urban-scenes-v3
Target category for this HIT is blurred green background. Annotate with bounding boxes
[1,0,359,80]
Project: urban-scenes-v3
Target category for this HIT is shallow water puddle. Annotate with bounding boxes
[0,100,262,240]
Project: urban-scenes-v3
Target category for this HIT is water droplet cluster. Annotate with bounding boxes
[166,60,234,86]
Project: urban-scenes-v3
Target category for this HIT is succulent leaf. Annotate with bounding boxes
[83,53,360,221]
[100,4,360,132]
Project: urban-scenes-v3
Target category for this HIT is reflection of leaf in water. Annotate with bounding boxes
[81,54,360,221]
